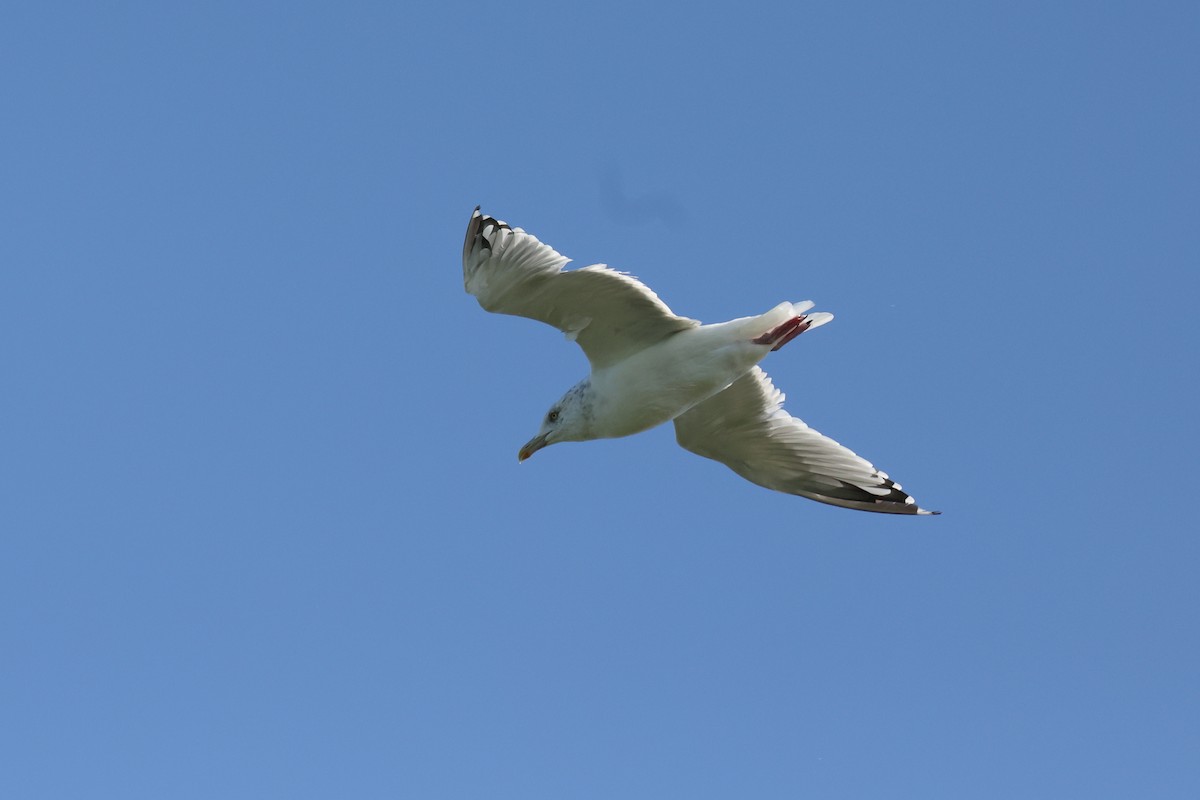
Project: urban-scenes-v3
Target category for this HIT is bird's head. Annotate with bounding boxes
[518,379,594,462]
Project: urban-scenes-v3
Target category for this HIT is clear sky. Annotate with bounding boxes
[2,1,1197,797]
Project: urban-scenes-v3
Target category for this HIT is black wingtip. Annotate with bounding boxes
[463,206,484,263]
[463,206,516,263]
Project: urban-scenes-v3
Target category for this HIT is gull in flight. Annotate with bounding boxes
[462,207,938,514]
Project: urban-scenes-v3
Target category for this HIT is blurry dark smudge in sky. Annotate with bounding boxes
[598,165,687,227]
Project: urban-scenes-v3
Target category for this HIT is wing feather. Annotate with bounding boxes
[462,207,697,368]
[674,367,938,514]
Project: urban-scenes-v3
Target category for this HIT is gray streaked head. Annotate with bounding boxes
[517,379,595,461]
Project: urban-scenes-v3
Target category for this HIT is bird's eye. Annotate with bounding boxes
[548,410,559,423]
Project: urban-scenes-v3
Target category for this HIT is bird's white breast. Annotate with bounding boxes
[588,324,766,439]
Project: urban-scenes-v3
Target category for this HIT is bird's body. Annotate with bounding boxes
[589,302,814,438]
[462,207,937,515]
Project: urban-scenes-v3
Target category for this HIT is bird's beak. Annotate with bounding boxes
[518,433,549,462]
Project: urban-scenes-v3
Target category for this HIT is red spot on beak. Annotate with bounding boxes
[518,434,548,462]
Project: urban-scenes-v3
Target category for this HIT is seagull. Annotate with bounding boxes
[462,207,938,515]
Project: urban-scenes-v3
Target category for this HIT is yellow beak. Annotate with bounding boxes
[518,433,549,462]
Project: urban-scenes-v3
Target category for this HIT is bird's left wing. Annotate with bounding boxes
[462,207,698,369]
[674,367,938,514]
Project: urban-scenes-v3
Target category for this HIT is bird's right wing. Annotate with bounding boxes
[462,207,698,369]
[674,367,937,514]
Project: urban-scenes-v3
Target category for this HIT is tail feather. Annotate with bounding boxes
[791,300,815,315]
[750,301,834,350]
[805,311,834,330]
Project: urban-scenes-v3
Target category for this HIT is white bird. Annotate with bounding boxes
[462,207,938,515]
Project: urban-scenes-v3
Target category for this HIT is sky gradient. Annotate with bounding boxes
[2,1,1198,797]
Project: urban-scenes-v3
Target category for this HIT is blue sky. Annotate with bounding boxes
[2,1,1198,797]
